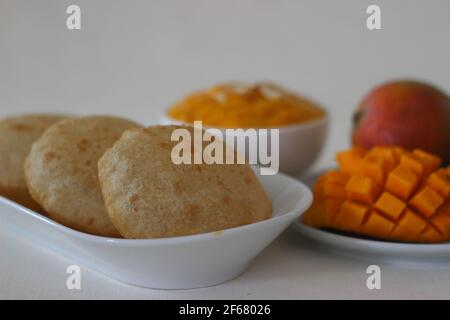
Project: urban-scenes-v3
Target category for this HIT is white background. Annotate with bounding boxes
[1,0,450,299]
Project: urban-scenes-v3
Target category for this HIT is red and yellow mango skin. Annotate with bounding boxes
[352,80,450,164]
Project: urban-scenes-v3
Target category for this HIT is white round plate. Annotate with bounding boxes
[293,169,450,267]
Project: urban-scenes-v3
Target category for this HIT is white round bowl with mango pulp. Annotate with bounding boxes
[160,114,329,176]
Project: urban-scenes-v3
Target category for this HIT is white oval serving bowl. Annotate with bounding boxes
[160,114,329,176]
[0,170,312,289]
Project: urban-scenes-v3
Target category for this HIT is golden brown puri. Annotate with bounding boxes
[24,116,141,237]
[98,125,272,239]
[0,114,69,211]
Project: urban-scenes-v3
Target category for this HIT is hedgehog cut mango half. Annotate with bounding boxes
[303,146,450,243]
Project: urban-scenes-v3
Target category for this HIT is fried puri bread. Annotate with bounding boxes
[98,125,272,239]
[0,114,68,211]
[25,116,141,237]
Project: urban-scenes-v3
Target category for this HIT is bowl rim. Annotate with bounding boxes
[1,171,312,247]
[160,113,329,133]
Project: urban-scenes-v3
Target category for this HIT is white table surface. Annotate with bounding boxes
[2,219,450,300]
[1,0,450,299]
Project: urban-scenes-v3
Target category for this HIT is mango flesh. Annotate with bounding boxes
[352,80,450,164]
[303,146,450,243]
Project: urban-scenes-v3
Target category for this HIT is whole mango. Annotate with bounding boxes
[352,80,450,164]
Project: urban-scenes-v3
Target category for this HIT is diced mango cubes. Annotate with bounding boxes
[303,199,341,227]
[322,170,350,185]
[397,210,427,235]
[374,192,406,220]
[410,186,444,218]
[400,154,426,178]
[385,165,418,200]
[358,153,391,186]
[366,147,397,172]
[304,146,450,243]
[334,201,368,231]
[345,175,380,204]
[426,169,450,201]
[336,147,366,174]
[362,212,395,239]
[315,181,346,200]
[412,149,442,176]
[420,227,443,243]
[440,203,450,216]
[431,213,450,239]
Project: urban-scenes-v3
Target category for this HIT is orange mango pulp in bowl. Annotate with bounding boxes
[167,83,326,128]
[303,146,450,243]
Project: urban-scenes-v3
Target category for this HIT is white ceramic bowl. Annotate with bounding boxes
[160,114,329,176]
[0,169,312,289]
